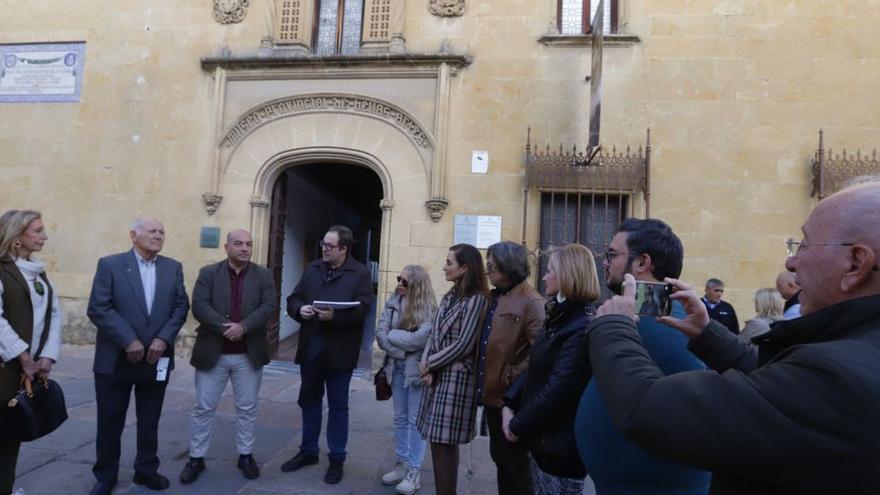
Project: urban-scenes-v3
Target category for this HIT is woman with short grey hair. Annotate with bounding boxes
[477,241,546,495]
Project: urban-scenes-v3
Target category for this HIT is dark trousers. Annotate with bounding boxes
[485,405,535,495]
[297,365,353,463]
[0,441,20,495]
[93,373,168,483]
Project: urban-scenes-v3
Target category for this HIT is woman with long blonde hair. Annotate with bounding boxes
[375,265,437,494]
[0,209,63,495]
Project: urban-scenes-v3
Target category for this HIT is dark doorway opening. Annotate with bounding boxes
[265,162,383,370]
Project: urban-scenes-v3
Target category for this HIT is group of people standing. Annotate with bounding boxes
[373,218,712,495]
[5,179,880,495]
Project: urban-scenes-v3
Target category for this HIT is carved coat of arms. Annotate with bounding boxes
[428,0,465,17]
[214,0,250,24]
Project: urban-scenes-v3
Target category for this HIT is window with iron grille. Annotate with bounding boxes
[558,0,618,34]
[314,0,364,55]
[538,191,630,299]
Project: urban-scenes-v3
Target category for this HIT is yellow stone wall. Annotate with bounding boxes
[1,0,879,336]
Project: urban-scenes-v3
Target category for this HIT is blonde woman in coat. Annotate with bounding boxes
[417,244,489,495]
[375,265,437,495]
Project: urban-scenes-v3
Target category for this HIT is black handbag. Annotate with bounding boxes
[374,355,392,401]
[4,375,68,442]
[1,276,68,442]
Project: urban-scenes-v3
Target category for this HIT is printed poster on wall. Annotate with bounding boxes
[0,42,86,103]
[453,215,502,249]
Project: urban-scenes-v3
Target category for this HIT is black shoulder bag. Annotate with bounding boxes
[1,275,69,442]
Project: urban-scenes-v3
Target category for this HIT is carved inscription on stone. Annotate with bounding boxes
[428,0,465,17]
[222,95,431,149]
[214,0,250,24]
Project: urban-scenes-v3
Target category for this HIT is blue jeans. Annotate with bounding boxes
[391,360,426,470]
[298,365,353,463]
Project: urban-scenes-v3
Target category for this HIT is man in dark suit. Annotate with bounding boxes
[178,229,276,485]
[281,225,373,485]
[87,218,189,495]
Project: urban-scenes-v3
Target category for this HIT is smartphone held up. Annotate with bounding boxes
[634,281,673,317]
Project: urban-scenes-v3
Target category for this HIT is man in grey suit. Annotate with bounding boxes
[179,229,276,485]
[87,218,189,495]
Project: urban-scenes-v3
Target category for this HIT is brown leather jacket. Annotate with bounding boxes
[481,281,546,407]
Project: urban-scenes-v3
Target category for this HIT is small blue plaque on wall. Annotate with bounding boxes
[200,227,221,248]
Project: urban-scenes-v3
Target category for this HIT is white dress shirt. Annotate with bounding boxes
[135,251,156,315]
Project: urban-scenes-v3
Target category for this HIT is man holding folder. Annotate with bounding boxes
[282,225,373,484]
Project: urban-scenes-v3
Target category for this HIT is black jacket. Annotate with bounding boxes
[286,255,373,370]
[586,294,880,495]
[702,298,739,335]
[505,299,592,479]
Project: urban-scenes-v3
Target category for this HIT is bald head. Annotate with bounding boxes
[225,229,253,268]
[775,271,800,300]
[785,182,880,315]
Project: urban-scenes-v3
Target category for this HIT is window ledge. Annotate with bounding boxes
[538,33,640,47]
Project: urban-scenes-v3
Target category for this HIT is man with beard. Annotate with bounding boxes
[588,182,880,493]
[574,218,710,495]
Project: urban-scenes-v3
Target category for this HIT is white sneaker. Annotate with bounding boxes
[395,467,420,495]
[381,462,407,485]
[12,489,25,495]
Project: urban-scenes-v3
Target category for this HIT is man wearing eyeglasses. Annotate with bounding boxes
[588,181,880,493]
[576,218,710,495]
[281,225,373,485]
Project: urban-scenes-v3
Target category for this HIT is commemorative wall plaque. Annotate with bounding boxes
[0,42,86,103]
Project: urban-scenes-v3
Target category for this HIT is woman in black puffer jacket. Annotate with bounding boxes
[502,244,599,495]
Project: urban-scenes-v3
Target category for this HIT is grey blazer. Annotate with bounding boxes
[189,260,277,370]
[87,249,190,374]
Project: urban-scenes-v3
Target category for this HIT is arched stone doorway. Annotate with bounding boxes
[267,161,384,368]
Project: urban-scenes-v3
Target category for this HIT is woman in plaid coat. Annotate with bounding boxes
[418,244,489,495]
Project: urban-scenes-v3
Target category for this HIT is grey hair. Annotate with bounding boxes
[706,278,724,288]
[486,241,531,285]
[841,175,880,189]
[129,218,162,235]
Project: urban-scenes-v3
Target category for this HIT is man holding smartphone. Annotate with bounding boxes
[574,218,710,495]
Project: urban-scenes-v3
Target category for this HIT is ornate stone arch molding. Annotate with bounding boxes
[219,93,435,170]
[246,147,396,275]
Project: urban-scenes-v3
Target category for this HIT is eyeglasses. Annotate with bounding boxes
[601,250,630,264]
[320,241,340,251]
[396,276,409,288]
[786,237,856,257]
[786,237,880,271]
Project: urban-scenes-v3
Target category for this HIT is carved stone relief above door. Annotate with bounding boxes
[428,0,465,17]
[214,0,250,24]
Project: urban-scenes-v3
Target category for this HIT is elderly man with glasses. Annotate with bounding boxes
[588,181,880,494]
[281,225,373,484]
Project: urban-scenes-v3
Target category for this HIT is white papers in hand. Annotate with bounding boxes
[156,357,170,382]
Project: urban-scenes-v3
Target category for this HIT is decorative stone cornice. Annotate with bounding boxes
[221,93,433,150]
[200,52,473,71]
[213,0,249,24]
[428,0,465,17]
[201,193,223,215]
[425,198,448,222]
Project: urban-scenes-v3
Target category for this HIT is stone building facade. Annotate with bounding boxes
[2,0,879,353]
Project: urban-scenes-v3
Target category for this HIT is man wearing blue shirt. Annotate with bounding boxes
[576,218,710,495]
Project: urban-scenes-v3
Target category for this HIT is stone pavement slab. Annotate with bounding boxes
[17,345,565,495]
